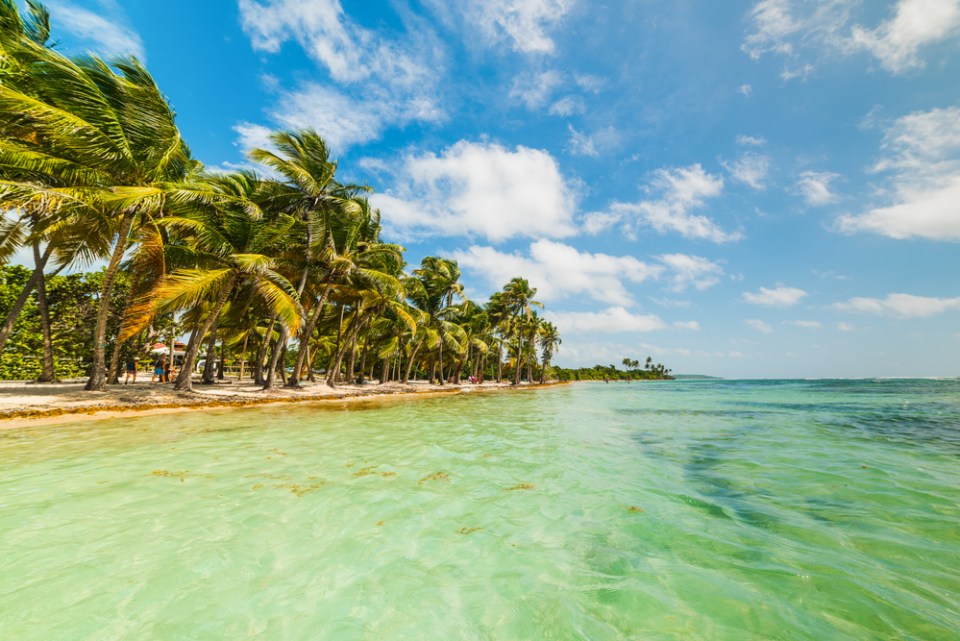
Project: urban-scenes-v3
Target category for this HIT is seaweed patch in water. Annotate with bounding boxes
[504,483,536,491]
[419,471,450,484]
[268,449,288,457]
[353,465,380,477]
[275,482,324,497]
[627,505,644,513]
[150,469,188,482]
[457,527,482,535]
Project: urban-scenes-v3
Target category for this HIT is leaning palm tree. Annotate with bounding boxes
[0,38,194,390]
[128,171,302,392]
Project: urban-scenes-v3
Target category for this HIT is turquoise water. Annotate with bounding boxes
[1,380,959,640]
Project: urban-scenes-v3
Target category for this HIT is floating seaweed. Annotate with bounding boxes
[457,527,482,535]
[353,466,380,477]
[150,469,188,482]
[269,449,288,457]
[504,483,535,492]
[251,483,263,490]
[376,520,385,527]
[274,482,324,497]
[627,505,644,513]
[419,471,450,484]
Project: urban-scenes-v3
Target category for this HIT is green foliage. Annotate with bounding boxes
[0,265,129,379]
[554,359,673,382]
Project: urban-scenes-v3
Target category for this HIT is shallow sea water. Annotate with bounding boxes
[1,379,959,640]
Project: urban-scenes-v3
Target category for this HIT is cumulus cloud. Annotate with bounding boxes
[743,285,808,307]
[549,96,586,116]
[510,70,564,109]
[797,171,840,205]
[548,307,667,334]
[837,106,960,240]
[834,293,960,318]
[656,254,724,292]
[237,0,444,152]
[738,84,753,97]
[745,319,774,333]
[50,0,145,59]
[369,141,577,242]
[736,135,766,146]
[722,153,770,190]
[452,240,661,305]
[742,0,960,75]
[849,0,960,73]
[587,165,741,243]
[461,0,575,54]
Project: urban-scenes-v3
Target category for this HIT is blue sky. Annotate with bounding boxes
[34,0,960,378]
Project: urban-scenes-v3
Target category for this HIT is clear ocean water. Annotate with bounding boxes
[1,379,958,640]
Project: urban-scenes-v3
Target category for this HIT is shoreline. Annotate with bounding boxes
[0,379,568,430]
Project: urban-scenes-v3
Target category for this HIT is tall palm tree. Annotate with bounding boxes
[538,320,561,384]
[129,171,301,392]
[0,37,194,390]
[501,277,541,385]
[406,257,465,385]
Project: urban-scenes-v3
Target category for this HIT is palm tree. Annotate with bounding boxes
[0,37,194,390]
[406,257,465,385]
[538,321,561,383]
[501,277,541,385]
[130,171,301,392]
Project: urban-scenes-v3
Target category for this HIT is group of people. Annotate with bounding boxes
[123,354,176,384]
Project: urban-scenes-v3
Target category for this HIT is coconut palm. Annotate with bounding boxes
[538,320,561,383]
[501,277,541,385]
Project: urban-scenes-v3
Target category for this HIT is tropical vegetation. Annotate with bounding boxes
[0,1,606,388]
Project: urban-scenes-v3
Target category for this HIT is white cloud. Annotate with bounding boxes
[784,320,823,329]
[596,165,741,243]
[722,153,770,190]
[371,141,577,242]
[462,0,575,54]
[656,254,724,292]
[745,319,774,333]
[548,307,667,335]
[50,0,145,59]
[549,96,586,116]
[574,73,605,92]
[453,240,661,305]
[567,125,598,157]
[743,0,960,75]
[834,293,960,318]
[743,285,808,307]
[237,0,444,151]
[849,0,960,73]
[736,135,766,146]
[837,322,855,331]
[797,171,840,205]
[673,321,701,331]
[837,106,960,240]
[738,84,753,97]
[510,70,564,109]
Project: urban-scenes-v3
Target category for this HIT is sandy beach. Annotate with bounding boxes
[0,378,562,430]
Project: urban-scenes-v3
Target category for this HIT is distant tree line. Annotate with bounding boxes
[553,357,673,382]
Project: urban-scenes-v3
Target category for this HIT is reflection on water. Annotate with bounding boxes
[1,379,959,641]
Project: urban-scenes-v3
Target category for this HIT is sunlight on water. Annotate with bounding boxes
[2,380,959,640]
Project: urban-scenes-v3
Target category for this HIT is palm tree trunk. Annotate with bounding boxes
[253,316,276,385]
[402,342,421,383]
[201,324,219,384]
[437,336,445,386]
[34,244,55,383]
[0,244,52,357]
[263,326,288,389]
[379,357,389,384]
[325,313,363,388]
[496,343,503,383]
[175,276,236,392]
[86,212,135,391]
[288,280,334,387]
[238,333,249,381]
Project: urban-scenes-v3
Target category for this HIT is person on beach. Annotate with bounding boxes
[124,357,139,384]
[152,355,166,383]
